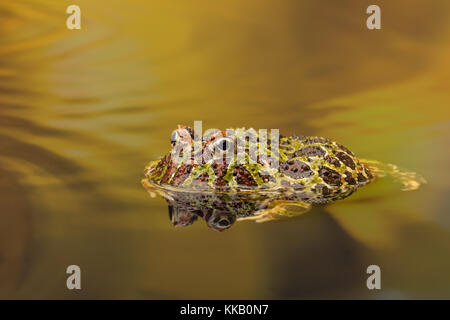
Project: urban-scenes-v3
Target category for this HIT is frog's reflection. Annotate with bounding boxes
[168,203,237,231]
[143,179,326,231]
[164,191,267,231]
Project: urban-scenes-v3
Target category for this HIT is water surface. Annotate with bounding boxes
[1,0,450,299]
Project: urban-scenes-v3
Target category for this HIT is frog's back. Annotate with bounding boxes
[275,135,374,203]
[144,130,375,204]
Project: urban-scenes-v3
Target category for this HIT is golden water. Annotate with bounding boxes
[1,0,450,298]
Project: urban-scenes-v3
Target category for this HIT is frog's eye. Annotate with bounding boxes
[170,131,180,146]
[214,137,233,151]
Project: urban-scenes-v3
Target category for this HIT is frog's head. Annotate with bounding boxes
[150,125,278,189]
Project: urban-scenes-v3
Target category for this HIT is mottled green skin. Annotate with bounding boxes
[141,127,427,230]
[143,127,377,230]
[145,128,374,204]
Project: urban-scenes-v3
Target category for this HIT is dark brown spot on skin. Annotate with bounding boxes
[333,151,356,170]
[302,137,330,144]
[279,145,293,152]
[357,172,367,183]
[280,160,314,179]
[257,154,275,166]
[344,171,357,185]
[197,173,209,181]
[280,180,305,191]
[314,184,332,196]
[294,146,326,158]
[364,166,374,180]
[212,162,228,188]
[233,165,257,187]
[259,174,274,183]
[152,156,168,177]
[324,155,341,167]
[161,158,177,183]
[319,166,342,186]
[172,165,193,184]
[192,173,210,188]
[337,143,355,156]
[292,183,305,190]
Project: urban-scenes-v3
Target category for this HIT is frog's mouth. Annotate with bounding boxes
[143,160,159,175]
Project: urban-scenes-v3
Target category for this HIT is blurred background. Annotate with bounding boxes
[0,0,450,299]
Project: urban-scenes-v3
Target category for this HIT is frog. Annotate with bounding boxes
[142,125,425,230]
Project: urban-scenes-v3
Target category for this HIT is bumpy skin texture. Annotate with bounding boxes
[142,127,427,230]
[145,127,375,205]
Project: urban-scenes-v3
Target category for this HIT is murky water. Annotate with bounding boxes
[1,0,450,299]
